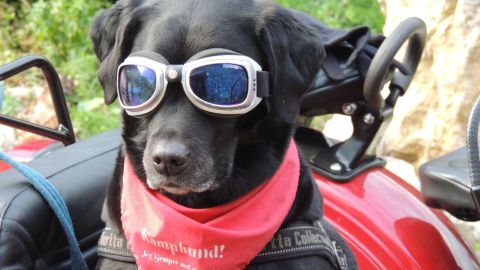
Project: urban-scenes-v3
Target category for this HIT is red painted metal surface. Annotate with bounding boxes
[0,160,10,172]
[317,168,480,270]
[6,139,56,162]
[2,137,479,269]
[0,139,56,172]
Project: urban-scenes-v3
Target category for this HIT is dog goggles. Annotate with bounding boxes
[117,49,269,116]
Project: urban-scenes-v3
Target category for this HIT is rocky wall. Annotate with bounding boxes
[378,0,480,167]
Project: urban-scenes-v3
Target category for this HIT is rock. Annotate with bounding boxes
[378,0,480,168]
[384,156,420,189]
[0,84,56,148]
[378,0,480,255]
[0,126,15,151]
[322,114,352,142]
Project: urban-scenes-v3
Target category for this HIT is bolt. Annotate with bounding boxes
[168,70,179,80]
[342,103,357,115]
[330,163,342,172]
[363,113,375,125]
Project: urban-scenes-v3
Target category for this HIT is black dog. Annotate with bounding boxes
[90,0,356,269]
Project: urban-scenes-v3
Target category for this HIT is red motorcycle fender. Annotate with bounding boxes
[316,168,480,270]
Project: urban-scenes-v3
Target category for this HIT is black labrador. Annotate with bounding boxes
[90,0,357,269]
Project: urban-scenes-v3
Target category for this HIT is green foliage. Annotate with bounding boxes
[1,94,22,117]
[0,0,117,138]
[0,0,385,138]
[277,0,385,33]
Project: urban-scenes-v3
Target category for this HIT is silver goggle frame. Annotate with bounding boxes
[117,55,265,117]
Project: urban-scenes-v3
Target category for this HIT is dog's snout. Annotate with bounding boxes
[152,142,189,176]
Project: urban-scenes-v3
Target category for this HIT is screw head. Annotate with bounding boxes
[342,103,357,115]
[330,163,342,172]
[363,113,375,125]
[168,70,179,80]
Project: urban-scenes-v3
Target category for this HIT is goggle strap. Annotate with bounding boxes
[256,71,270,98]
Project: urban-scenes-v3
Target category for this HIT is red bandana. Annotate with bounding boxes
[121,141,300,270]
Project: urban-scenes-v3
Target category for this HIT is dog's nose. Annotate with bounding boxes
[152,143,188,176]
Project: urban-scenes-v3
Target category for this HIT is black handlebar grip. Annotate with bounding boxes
[363,17,427,113]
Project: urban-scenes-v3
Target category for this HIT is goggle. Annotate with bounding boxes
[117,49,270,117]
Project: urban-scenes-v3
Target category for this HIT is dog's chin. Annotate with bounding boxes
[158,186,192,195]
[146,176,215,196]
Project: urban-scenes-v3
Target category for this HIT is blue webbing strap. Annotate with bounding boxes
[0,152,88,270]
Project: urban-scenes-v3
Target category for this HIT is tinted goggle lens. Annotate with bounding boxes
[189,64,248,105]
[118,65,157,107]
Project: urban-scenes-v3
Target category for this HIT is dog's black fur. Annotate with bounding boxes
[90,0,356,269]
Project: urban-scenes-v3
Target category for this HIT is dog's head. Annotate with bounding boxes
[90,0,324,207]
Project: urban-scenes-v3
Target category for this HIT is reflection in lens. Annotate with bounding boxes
[118,65,157,107]
[190,64,248,106]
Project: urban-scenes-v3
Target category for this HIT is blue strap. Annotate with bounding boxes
[0,152,88,270]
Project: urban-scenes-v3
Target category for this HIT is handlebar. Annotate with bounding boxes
[363,17,427,113]
[0,55,75,145]
[467,96,480,211]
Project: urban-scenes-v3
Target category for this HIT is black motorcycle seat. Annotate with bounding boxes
[419,147,480,221]
[0,129,121,269]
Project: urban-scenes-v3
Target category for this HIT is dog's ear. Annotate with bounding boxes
[257,4,325,124]
[89,3,145,104]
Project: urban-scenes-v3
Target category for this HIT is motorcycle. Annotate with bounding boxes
[0,17,479,269]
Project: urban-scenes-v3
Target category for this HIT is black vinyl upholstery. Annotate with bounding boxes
[419,147,480,221]
[0,130,121,269]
